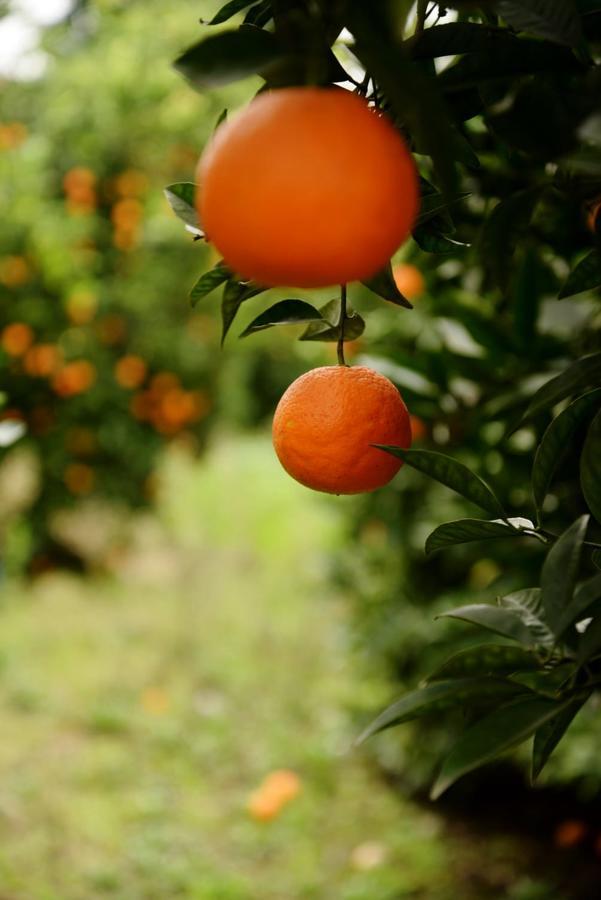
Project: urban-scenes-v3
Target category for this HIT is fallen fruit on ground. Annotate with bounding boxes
[272,365,412,494]
[197,87,418,288]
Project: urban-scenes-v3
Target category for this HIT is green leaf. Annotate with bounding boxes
[428,645,540,682]
[497,0,584,47]
[214,108,228,130]
[243,1,272,27]
[593,550,601,570]
[558,250,601,298]
[431,696,576,799]
[239,299,323,337]
[541,515,589,633]
[164,183,202,234]
[375,448,505,517]
[532,695,590,780]
[532,390,601,521]
[577,615,601,664]
[440,604,540,646]
[581,408,601,524]
[299,297,365,343]
[554,572,601,636]
[221,278,266,345]
[415,190,471,228]
[413,225,470,254]
[174,27,282,90]
[207,0,255,25]
[479,186,544,290]
[407,21,520,59]
[500,589,555,646]
[362,262,413,309]
[356,677,526,745]
[425,518,523,554]
[518,352,601,425]
[190,262,232,307]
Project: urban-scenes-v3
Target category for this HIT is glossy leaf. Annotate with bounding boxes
[190,262,232,307]
[174,27,282,90]
[497,0,584,47]
[425,518,521,554]
[555,571,601,636]
[408,21,520,59]
[375,448,505,517]
[440,604,538,646]
[518,352,601,425]
[431,696,575,799]
[221,278,266,345]
[558,250,601,298]
[356,677,526,745]
[581,408,601,524]
[532,695,590,780]
[239,299,323,337]
[362,263,413,309]
[415,190,471,227]
[541,515,589,633]
[500,589,555,646]
[532,390,601,521]
[164,183,202,234]
[207,0,255,25]
[428,645,540,682]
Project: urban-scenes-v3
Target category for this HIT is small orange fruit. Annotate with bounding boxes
[52,360,96,397]
[272,365,411,494]
[64,462,95,495]
[0,256,31,287]
[23,343,62,377]
[1,322,34,356]
[262,769,302,804]
[197,87,419,288]
[554,820,587,849]
[114,354,147,389]
[393,262,425,300]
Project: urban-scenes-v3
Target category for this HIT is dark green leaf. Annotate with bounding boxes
[581,408,601,524]
[356,677,526,745]
[440,604,539,646]
[479,187,544,290]
[500,589,555,646]
[532,695,590,780]
[164,183,202,234]
[174,27,282,90]
[518,353,601,425]
[415,191,471,228]
[375,448,505,517]
[221,278,266,344]
[593,550,601,570]
[362,262,413,309]
[413,225,470,254]
[215,108,228,129]
[431,696,576,799]
[407,22,520,59]
[555,572,601,636]
[299,297,366,342]
[541,515,589,633]
[190,261,232,307]
[207,0,255,25]
[239,299,323,338]
[243,1,272,27]
[428,645,540,682]
[497,0,584,47]
[577,615,601,664]
[426,518,522,554]
[558,250,601,298]
[532,390,601,521]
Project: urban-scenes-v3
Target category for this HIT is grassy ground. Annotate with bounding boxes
[0,435,555,899]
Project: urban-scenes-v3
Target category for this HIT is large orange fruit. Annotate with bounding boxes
[197,88,419,288]
[272,366,412,494]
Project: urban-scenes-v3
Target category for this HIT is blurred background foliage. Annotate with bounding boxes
[2,0,601,897]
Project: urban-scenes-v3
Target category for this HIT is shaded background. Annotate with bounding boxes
[1,0,601,897]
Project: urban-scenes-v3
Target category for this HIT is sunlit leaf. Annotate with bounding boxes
[500,589,555,646]
[174,27,283,90]
[428,645,540,681]
[440,604,539,646]
[425,518,522,554]
[164,182,202,234]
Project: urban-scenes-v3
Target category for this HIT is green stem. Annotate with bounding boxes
[415,0,428,36]
[337,284,348,367]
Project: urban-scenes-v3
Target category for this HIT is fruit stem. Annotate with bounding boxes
[337,284,348,367]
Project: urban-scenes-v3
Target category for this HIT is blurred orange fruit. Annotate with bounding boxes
[23,343,62,377]
[586,198,601,234]
[52,360,96,397]
[140,687,170,716]
[247,769,302,822]
[115,354,147,389]
[0,122,27,150]
[0,407,24,422]
[409,415,427,441]
[111,198,142,229]
[0,256,31,287]
[65,289,98,324]
[393,262,425,300]
[64,463,95,495]
[554,820,587,849]
[63,167,96,193]
[115,169,148,198]
[1,322,34,356]
[150,371,180,393]
[247,789,282,823]
[113,228,138,251]
[198,87,419,288]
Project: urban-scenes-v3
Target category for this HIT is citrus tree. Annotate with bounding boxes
[167,0,601,797]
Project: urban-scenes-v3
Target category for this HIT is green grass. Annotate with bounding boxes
[0,434,554,899]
